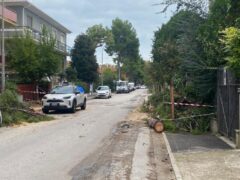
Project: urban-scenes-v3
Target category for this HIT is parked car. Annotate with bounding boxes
[128,82,135,92]
[140,85,147,89]
[42,85,87,113]
[116,80,129,93]
[135,84,141,89]
[96,86,112,98]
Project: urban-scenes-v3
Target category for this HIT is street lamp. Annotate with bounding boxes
[1,0,5,92]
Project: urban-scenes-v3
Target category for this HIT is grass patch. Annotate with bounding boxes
[1,111,54,126]
[162,120,177,133]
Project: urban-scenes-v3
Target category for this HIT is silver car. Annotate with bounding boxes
[96,86,112,98]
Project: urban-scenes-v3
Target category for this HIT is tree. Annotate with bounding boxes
[106,18,140,80]
[221,27,240,76]
[71,34,98,84]
[156,0,208,16]
[86,24,109,48]
[122,56,144,83]
[7,28,61,84]
[102,67,117,91]
[65,66,77,82]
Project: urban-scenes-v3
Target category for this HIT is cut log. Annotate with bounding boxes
[148,119,164,133]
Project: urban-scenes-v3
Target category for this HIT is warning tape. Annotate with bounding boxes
[164,102,214,108]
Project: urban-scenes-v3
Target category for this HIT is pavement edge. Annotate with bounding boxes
[216,134,236,149]
[162,132,183,180]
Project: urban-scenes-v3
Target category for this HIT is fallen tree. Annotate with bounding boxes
[0,83,52,126]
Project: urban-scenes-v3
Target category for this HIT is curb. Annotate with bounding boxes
[162,132,183,180]
[216,134,236,149]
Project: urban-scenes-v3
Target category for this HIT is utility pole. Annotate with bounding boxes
[118,56,121,81]
[1,0,5,92]
[101,44,104,86]
[170,79,175,120]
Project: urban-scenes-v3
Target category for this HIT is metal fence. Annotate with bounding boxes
[17,84,50,101]
[217,68,240,140]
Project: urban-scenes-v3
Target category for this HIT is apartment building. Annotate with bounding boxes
[0,0,71,75]
[5,0,71,53]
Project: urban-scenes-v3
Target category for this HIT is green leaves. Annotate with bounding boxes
[7,28,61,83]
[221,27,240,76]
[71,34,98,83]
[86,24,109,48]
[106,18,140,62]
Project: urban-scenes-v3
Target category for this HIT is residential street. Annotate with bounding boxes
[0,89,175,180]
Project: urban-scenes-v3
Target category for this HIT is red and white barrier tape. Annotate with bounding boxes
[164,102,214,108]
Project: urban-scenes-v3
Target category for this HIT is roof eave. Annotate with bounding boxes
[5,0,71,34]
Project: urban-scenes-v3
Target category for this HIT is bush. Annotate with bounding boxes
[0,84,22,108]
[140,100,150,113]
[175,108,213,134]
[163,120,177,132]
[0,83,53,126]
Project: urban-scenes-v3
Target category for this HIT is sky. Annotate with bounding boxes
[31,0,173,64]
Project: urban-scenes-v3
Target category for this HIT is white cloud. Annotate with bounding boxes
[32,0,172,64]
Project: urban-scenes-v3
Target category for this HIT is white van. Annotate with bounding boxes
[116,80,129,93]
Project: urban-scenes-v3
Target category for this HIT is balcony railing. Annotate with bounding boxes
[0,26,71,55]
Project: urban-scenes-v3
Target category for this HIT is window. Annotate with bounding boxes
[60,34,64,43]
[27,15,33,28]
[52,29,57,39]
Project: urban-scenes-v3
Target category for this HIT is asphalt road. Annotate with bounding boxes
[0,89,148,180]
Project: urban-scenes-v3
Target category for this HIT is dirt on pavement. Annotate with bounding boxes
[69,107,175,180]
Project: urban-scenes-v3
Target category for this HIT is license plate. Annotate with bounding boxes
[51,103,58,106]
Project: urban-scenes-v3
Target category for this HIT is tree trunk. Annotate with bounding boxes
[36,83,39,101]
[117,59,121,80]
[170,79,175,120]
[148,119,164,133]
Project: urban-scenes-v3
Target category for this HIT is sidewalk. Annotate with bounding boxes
[164,133,240,180]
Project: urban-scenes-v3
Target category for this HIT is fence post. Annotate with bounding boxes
[0,110,2,126]
[236,88,240,148]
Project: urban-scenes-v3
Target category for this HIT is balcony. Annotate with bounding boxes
[0,4,17,27]
[0,26,71,55]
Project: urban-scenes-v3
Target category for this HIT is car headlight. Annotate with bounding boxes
[63,96,72,99]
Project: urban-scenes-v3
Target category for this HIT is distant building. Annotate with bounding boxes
[99,64,117,73]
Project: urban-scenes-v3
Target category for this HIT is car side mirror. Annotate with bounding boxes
[75,92,80,95]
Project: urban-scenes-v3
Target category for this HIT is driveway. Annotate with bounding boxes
[165,133,240,180]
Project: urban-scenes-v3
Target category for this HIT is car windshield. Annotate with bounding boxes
[50,86,74,94]
[117,82,127,86]
[97,86,108,90]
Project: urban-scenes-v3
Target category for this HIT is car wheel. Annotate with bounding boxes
[81,99,87,110]
[70,100,77,113]
[42,109,49,114]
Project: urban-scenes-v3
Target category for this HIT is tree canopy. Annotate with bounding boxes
[71,34,99,84]
[7,28,61,84]
[147,0,240,119]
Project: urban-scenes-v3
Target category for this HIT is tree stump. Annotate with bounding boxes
[148,119,164,133]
